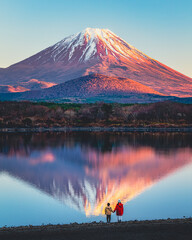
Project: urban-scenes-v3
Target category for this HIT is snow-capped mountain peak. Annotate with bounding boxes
[21,28,149,66]
[60,27,147,63]
[50,27,120,64]
[1,28,192,97]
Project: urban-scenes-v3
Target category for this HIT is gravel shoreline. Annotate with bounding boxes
[0,127,192,133]
[1,218,192,240]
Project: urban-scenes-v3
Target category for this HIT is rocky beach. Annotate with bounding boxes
[0,218,192,240]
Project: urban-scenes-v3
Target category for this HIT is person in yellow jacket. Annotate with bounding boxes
[105,203,113,223]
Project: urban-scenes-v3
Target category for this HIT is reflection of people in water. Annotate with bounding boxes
[114,199,124,222]
[105,203,113,223]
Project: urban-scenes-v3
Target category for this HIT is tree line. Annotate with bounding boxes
[0,101,191,128]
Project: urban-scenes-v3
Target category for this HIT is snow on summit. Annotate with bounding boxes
[21,28,150,66]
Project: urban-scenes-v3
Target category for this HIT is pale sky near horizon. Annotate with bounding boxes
[0,0,192,77]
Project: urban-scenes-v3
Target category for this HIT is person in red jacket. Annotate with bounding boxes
[113,199,124,222]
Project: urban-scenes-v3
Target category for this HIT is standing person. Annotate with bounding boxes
[105,203,113,223]
[114,199,124,222]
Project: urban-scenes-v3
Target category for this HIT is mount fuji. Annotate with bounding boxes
[0,28,192,100]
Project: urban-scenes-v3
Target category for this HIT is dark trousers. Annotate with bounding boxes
[106,215,111,223]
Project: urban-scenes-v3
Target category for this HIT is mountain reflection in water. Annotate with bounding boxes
[0,132,192,216]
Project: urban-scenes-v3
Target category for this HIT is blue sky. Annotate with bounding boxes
[0,0,192,77]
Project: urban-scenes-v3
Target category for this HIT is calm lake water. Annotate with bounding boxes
[0,132,192,227]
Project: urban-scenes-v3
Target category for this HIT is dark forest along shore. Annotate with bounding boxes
[0,101,192,128]
[0,132,192,227]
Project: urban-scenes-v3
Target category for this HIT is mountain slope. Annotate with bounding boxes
[0,74,166,102]
[38,74,164,98]
[0,28,192,97]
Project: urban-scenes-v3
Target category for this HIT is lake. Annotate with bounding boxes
[0,132,192,227]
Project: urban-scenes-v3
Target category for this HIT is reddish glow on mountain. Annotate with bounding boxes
[83,74,164,95]
[29,152,55,165]
[83,147,192,216]
[1,28,192,97]
[37,74,164,99]
[26,79,56,88]
[1,136,192,217]
[0,85,29,93]
[0,79,56,93]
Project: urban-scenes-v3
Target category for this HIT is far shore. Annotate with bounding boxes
[0,218,192,240]
[0,101,192,131]
[0,126,192,133]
